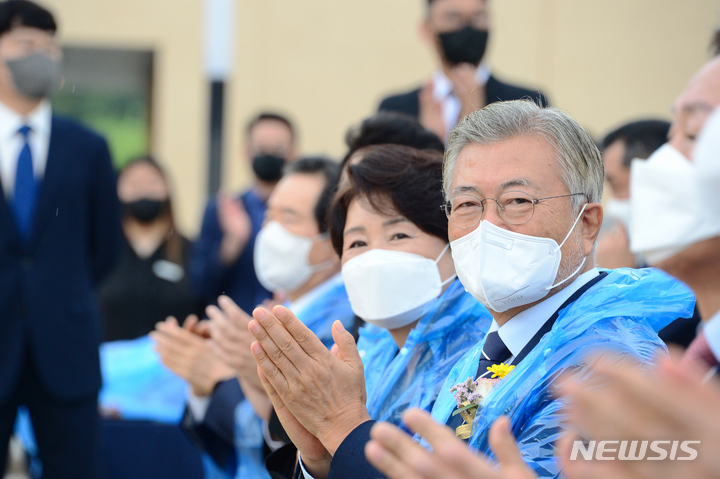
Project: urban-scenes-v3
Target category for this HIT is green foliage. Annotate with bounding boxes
[53,89,150,169]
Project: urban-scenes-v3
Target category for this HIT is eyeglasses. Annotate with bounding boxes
[443,191,589,229]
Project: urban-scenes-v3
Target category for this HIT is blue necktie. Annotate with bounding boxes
[12,125,37,243]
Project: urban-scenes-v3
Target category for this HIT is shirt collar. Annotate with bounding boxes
[0,98,52,141]
[490,268,600,357]
[286,272,344,320]
[431,62,491,101]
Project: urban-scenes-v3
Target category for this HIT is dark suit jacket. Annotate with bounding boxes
[264,421,381,479]
[378,74,549,118]
[181,378,244,474]
[0,115,121,402]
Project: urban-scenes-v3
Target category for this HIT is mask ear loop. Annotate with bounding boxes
[554,203,588,253]
[546,203,588,290]
[434,243,458,286]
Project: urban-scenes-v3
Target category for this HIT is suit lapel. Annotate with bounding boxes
[0,178,22,248]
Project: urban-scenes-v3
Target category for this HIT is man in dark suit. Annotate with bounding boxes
[379,0,547,141]
[0,1,121,477]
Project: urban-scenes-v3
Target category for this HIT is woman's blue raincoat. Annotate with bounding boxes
[359,279,492,427]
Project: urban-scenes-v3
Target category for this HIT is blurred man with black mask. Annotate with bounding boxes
[190,112,298,314]
[379,0,548,142]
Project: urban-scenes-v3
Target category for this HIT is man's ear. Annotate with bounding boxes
[581,203,603,256]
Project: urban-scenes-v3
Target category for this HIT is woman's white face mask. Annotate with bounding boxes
[341,244,455,329]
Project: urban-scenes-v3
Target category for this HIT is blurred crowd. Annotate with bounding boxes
[1,0,720,479]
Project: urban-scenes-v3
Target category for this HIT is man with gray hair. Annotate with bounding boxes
[362,100,696,479]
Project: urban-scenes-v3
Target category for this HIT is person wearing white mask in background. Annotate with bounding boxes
[688,106,720,371]
[247,144,491,479]
[171,157,355,478]
[546,104,720,479]
[630,55,720,271]
[598,119,700,348]
[596,119,670,269]
[631,56,720,374]
[505,80,720,479]
[356,100,694,479]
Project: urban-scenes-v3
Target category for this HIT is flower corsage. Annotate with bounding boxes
[450,363,514,439]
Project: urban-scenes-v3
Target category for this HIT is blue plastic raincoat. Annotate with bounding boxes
[99,335,187,422]
[359,279,492,427]
[293,274,356,350]
[430,268,696,478]
[234,400,272,479]
[233,275,355,478]
[16,336,188,475]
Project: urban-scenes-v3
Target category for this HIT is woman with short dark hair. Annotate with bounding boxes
[330,144,491,427]
[262,144,492,478]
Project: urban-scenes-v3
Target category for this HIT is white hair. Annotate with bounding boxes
[443,100,604,213]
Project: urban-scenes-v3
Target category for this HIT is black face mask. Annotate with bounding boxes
[124,199,169,224]
[252,155,286,182]
[438,26,489,66]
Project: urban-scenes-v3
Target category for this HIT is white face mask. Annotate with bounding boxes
[341,244,455,329]
[450,205,587,313]
[693,106,720,232]
[604,197,631,230]
[629,144,720,266]
[253,221,330,293]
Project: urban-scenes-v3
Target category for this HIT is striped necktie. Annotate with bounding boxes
[475,331,512,378]
[446,331,512,434]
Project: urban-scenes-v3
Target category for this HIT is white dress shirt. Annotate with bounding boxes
[0,99,52,199]
[431,62,491,140]
[488,268,601,360]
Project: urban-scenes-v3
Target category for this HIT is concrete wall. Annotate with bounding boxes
[45,0,719,235]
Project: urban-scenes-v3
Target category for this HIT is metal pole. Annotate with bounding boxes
[204,0,235,197]
[208,80,224,197]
